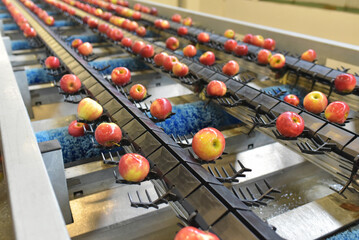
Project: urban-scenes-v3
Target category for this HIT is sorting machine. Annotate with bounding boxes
[1,0,359,239]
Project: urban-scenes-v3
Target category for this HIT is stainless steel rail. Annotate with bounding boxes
[0,33,70,240]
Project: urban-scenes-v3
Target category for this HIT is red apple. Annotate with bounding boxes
[224,29,235,39]
[163,56,179,71]
[132,11,141,20]
[140,44,154,58]
[224,39,237,52]
[301,49,316,62]
[129,84,147,101]
[111,67,131,86]
[23,27,36,37]
[334,73,357,93]
[71,38,83,48]
[192,127,225,161]
[154,52,168,66]
[118,153,150,182]
[110,28,123,41]
[121,37,132,47]
[87,18,98,28]
[234,44,248,56]
[257,49,272,64]
[207,80,227,97]
[222,60,239,76]
[136,26,146,37]
[101,12,112,21]
[98,23,110,33]
[133,3,141,11]
[174,227,219,240]
[284,94,300,106]
[154,19,162,28]
[183,44,197,57]
[82,15,89,24]
[150,7,158,16]
[263,38,276,51]
[165,37,179,51]
[68,120,88,137]
[45,56,60,69]
[177,26,188,36]
[252,35,264,47]
[182,17,192,26]
[199,51,215,66]
[44,16,54,26]
[197,32,210,43]
[276,112,304,138]
[77,97,103,121]
[150,98,172,120]
[127,21,138,32]
[131,40,145,54]
[172,62,189,77]
[161,20,170,29]
[121,19,130,29]
[171,13,182,23]
[95,122,122,147]
[303,91,328,114]
[141,6,150,14]
[243,34,253,43]
[78,42,93,56]
[325,101,350,124]
[60,74,81,93]
[269,53,286,69]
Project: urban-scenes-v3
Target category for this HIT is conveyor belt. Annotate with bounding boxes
[80,0,359,95]
[49,0,359,190]
[11,0,282,239]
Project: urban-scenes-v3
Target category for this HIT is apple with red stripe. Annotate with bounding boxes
[95,122,122,147]
[301,49,316,62]
[252,35,264,47]
[234,44,248,56]
[132,40,145,54]
[172,62,189,77]
[192,127,225,161]
[284,94,300,106]
[224,39,237,52]
[222,60,239,76]
[150,98,172,120]
[177,26,188,36]
[121,37,132,47]
[197,32,210,43]
[303,91,328,114]
[171,13,181,23]
[78,42,93,56]
[71,38,83,48]
[45,56,60,69]
[175,226,219,240]
[68,120,88,137]
[60,74,81,94]
[263,38,276,51]
[166,37,179,51]
[269,53,286,69]
[183,44,197,58]
[163,55,179,71]
[257,49,272,65]
[199,51,215,66]
[154,52,168,66]
[129,84,147,101]
[243,34,253,44]
[118,153,150,182]
[77,98,103,121]
[207,80,227,97]
[334,73,357,93]
[111,67,131,86]
[276,112,304,138]
[136,26,146,37]
[325,101,350,124]
[140,44,154,58]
